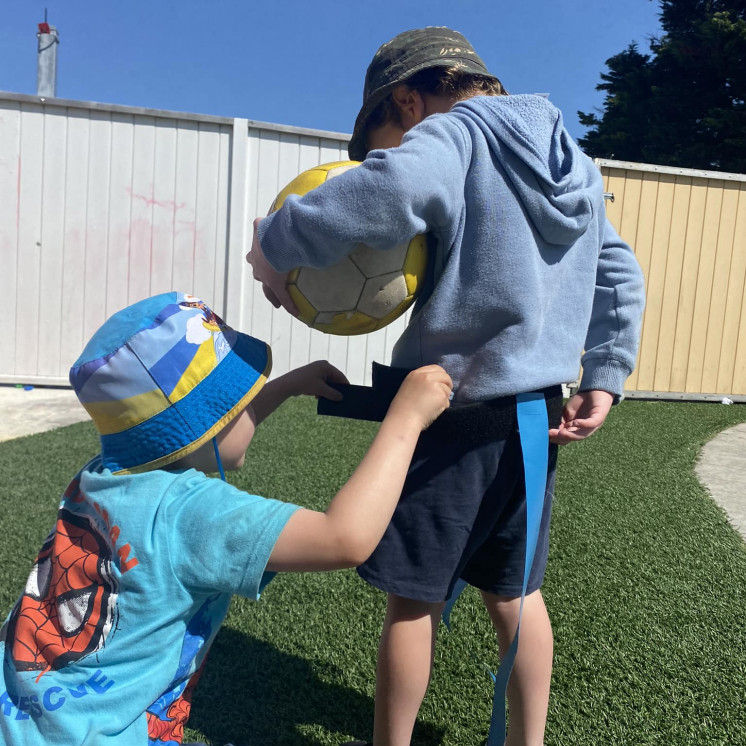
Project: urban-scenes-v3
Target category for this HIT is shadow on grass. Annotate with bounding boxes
[188,627,446,746]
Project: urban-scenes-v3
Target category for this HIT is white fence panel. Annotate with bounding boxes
[1,95,235,385]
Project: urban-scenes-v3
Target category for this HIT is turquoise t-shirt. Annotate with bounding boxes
[0,458,299,745]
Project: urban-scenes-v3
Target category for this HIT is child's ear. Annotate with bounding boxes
[391,85,426,129]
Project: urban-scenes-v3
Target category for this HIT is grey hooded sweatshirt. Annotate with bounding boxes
[258,94,645,403]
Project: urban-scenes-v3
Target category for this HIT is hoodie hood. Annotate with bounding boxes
[452,95,602,246]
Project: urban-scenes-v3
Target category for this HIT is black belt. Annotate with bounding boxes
[317,362,563,448]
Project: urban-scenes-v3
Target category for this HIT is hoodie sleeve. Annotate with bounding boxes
[579,218,646,396]
[256,115,471,272]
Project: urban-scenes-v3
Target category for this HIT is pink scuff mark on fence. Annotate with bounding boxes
[176,218,197,236]
[124,186,190,213]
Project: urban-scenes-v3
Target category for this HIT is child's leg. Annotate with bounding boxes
[480,589,553,746]
[373,593,445,746]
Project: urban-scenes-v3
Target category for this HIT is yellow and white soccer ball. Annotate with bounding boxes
[269,161,428,336]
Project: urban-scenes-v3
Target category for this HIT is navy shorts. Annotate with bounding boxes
[358,397,560,603]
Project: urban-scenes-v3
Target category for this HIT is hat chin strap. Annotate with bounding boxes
[212,437,227,481]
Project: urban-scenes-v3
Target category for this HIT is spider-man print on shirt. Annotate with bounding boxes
[146,665,203,744]
[0,508,118,675]
[146,596,222,745]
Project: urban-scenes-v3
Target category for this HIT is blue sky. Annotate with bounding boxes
[1,1,662,143]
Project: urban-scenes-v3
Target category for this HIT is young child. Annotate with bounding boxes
[247,26,646,746]
[0,291,452,745]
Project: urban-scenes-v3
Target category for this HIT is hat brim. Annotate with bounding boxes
[102,331,271,475]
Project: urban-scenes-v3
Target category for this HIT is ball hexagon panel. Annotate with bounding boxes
[358,273,410,318]
[294,258,365,312]
[350,241,410,277]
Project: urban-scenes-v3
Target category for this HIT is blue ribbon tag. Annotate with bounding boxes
[442,392,549,746]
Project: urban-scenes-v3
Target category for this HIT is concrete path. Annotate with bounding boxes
[0,386,744,542]
[0,385,90,443]
[695,422,746,542]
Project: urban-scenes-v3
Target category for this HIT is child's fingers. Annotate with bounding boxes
[316,384,344,402]
[262,284,282,309]
[567,416,602,429]
[549,427,584,445]
[560,400,581,423]
[271,283,300,317]
[550,420,599,444]
[418,364,453,389]
[321,362,350,385]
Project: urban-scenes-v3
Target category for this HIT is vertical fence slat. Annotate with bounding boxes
[211,125,232,314]
[0,102,21,378]
[106,113,135,319]
[653,176,692,392]
[37,109,69,378]
[669,178,707,392]
[172,121,199,296]
[718,185,746,395]
[224,119,250,327]
[128,115,157,304]
[636,173,673,391]
[193,123,222,309]
[701,183,739,392]
[149,119,178,296]
[622,171,657,392]
[58,111,91,374]
[84,111,113,347]
[16,105,46,378]
[686,183,724,393]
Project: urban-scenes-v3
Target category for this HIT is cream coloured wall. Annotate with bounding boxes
[599,159,746,400]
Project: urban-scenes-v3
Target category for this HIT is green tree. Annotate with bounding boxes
[578,0,746,173]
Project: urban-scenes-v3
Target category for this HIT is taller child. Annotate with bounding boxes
[248,27,645,746]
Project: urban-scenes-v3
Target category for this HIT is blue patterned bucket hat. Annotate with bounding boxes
[69,292,271,475]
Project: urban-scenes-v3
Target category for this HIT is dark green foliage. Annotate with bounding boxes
[579,0,746,173]
[1,399,745,744]
[577,44,657,164]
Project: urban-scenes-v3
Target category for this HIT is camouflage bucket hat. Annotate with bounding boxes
[348,27,498,162]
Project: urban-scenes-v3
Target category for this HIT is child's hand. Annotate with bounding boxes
[549,389,614,444]
[246,217,299,317]
[387,365,453,431]
[284,361,349,401]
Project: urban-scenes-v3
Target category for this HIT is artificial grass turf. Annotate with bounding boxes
[0,399,745,744]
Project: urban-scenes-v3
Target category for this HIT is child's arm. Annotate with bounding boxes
[550,220,644,445]
[247,118,469,313]
[265,364,452,572]
[251,361,349,425]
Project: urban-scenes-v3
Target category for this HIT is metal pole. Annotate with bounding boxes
[36,17,59,98]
